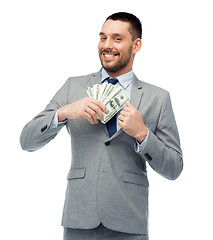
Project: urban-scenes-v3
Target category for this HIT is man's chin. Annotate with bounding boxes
[102,63,121,73]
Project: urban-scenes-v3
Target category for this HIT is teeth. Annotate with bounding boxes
[105,54,113,58]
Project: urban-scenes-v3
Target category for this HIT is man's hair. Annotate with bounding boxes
[106,12,142,40]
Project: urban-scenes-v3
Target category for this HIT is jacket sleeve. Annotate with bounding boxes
[20,78,70,152]
[138,92,183,180]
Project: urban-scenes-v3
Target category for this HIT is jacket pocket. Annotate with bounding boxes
[123,172,149,187]
[67,168,86,180]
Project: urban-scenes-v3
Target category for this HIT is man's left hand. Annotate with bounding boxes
[118,102,148,144]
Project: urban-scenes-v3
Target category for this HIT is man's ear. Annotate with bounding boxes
[133,38,142,54]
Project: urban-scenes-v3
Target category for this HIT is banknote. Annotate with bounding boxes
[87,83,129,123]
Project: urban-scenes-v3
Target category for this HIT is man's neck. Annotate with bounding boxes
[104,68,133,78]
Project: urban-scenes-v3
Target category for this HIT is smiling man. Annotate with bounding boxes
[98,19,140,76]
[20,12,183,240]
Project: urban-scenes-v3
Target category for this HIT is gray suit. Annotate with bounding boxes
[20,70,183,235]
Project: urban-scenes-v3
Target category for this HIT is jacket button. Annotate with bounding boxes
[41,125,48,133]
[144,153,152,161]
[105,141,110,146]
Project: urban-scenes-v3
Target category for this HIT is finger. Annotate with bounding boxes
[125,101,133,108]
[87,102,104,121]
[124,104,138,115]
[123,102,133,110]
[89,99,107,113]
[124,101,135,112]
[96,100,107,113]
[122,106,131,114]
[85,106,98,124]
[84,112,95,124]
[118,119,125,128]
[119,110,128,117]
[93,104,105,121]
[118,114,125,122]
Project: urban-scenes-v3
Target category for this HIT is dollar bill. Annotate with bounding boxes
[87,87,93,98]
[87,83,129,124]
[102,87,129,123]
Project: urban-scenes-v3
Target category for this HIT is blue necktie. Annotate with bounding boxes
[106,78,119,137]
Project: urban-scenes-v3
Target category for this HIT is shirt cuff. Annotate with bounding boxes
[135,129,149,153]
[52,109,67,128]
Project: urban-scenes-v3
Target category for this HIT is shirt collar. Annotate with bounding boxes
[101,68,133,89]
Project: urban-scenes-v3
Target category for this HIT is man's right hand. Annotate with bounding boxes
[58,97,107,124]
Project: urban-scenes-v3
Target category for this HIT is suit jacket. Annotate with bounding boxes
[20,70,183,235]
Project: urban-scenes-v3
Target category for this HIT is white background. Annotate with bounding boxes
[0,0,213,239]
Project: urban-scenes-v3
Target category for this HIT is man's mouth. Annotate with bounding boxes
[102,51,119,60]
[104,54,114,58]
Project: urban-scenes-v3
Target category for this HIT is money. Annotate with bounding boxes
[87,83,129,124]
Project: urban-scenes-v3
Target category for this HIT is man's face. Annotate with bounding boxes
[98,20,136,77]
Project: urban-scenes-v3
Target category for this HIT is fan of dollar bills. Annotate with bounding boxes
[87,83,129,124]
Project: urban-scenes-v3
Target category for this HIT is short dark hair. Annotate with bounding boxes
[106,12,142,40]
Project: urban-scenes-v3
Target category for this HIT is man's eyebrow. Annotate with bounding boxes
[99,32,124,37]
[112,33,123,37]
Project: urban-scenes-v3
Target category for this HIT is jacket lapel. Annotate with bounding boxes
[86,70,102,88]
[109,74,144,140]
[130,74,143,110]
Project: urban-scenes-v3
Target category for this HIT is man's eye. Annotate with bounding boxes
[115,38,121,41]
[100,37,107,41]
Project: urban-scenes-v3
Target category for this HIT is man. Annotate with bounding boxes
[20,12,183,240]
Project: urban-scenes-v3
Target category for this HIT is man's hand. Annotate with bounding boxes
[118,101,148,143]
[58,97,107,124]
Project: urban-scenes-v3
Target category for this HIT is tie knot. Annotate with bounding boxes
[107,77,118,85]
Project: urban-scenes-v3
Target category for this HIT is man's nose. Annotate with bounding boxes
[103,38,113,49]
